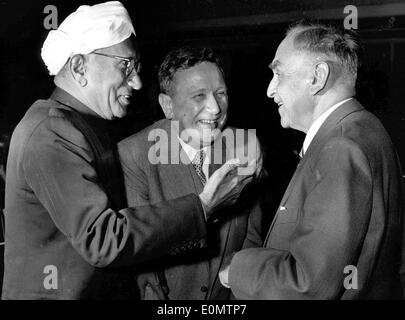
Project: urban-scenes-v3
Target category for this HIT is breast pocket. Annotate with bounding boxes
[267,207,299,250]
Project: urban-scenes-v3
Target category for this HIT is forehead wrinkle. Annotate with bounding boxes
[189,85,206,92]
[172,62,226,96]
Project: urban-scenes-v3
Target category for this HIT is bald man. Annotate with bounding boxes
[2,1,247,300]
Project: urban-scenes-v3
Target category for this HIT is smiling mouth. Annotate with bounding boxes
[119,95,131,106]
[198,119,219,127]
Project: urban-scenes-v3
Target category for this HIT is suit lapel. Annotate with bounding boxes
[207,132,235,297]
[153,119,202,198]
[264,99,364,245]
[282,99,363,204]
[263,158,306,245]
[155,123,239,297]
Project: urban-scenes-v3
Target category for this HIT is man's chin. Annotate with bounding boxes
[280,118,290,129]
[113,105,127,119]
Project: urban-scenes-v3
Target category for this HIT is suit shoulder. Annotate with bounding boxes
[12,100,92,168]
[313,135,371,171]
[16,99,87,147]
[118,119,168,164]
[119,119,167,147]
[336,108,394,151]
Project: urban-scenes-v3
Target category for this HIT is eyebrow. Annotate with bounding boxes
[269,60,280,70]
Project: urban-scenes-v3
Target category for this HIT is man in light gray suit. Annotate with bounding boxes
[119,46,263,299]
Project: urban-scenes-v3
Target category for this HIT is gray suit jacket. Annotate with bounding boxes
[228,99,405,299]
[119,119,263,299]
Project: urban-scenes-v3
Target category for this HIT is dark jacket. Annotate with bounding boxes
[228,99,405,299]
[2,88,207,299]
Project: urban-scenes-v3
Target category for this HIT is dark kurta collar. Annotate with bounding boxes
[50,87,126,209]
[50,87,101,118]
[50,86,121,142]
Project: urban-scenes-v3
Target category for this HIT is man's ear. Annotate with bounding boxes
[309,61,329,95]
[69,54,87,87]
[158,93,174,119]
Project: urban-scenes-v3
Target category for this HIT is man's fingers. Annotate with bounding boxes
[152,284,168,300]
[230,176,239,188]
[248,159,257,168]
[238,174,253,184]
[217,158,241,178]
[226,158,242,166]
[145,283,168,300]
[206,158,241,186]
[139,284,146,299]
[219,265,231,288]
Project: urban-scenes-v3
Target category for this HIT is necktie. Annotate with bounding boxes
[192,150,206,185]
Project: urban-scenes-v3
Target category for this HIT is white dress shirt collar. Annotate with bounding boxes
[302,98,352,155]
[178,137,211,178]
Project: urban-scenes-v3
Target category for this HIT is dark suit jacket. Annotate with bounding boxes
[228,99,404,299]
[118,119,263,299]
[2,88,208,299]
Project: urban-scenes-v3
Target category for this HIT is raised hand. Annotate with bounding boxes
[199,158,253,221]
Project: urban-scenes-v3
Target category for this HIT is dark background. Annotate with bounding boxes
[1,0,405,296]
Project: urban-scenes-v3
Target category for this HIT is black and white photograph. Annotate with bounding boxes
[0,0,405,310]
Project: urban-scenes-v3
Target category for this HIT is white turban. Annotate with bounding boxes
[41,1,135,75]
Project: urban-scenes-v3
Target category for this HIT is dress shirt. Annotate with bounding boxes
[178,138,211,179]
[302,98,352,155]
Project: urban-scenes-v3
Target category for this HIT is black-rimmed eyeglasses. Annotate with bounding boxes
[91,52,141,77]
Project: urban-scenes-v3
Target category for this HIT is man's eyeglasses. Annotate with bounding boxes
[91,52,141,77]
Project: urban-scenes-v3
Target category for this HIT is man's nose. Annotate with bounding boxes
[127,73,142,90]
[267,77,276,98]
[205,94,221,114]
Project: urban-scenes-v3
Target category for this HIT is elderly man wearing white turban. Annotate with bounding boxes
[2,1,248,299]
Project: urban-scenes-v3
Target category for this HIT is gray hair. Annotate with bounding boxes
[287,22,362,83]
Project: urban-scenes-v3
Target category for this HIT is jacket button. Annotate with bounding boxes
[201,286,208,292]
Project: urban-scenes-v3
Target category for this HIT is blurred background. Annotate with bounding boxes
[1,0,405,295]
